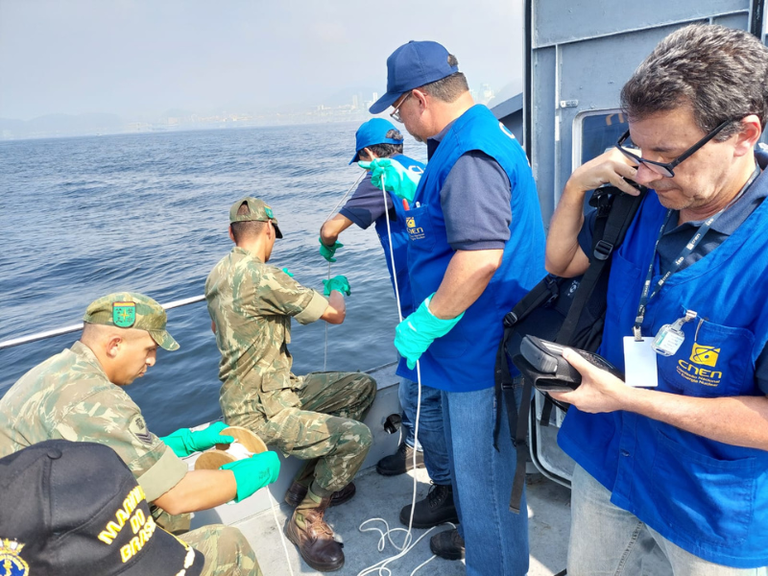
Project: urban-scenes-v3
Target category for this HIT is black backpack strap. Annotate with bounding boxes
[540,393,555,426]
[556,189,645,345]
[493,332,515,451]
[494,276,561,449]
[507,375,533,513]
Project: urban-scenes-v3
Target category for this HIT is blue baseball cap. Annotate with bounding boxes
[350,118,403,164]
[369,41,459,114]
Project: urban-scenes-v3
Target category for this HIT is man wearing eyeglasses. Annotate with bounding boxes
[546,24,768,574]
[369,41,546,574]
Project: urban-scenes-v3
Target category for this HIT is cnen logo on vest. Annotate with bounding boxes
[406,216,425,240]
[676,343,722,387]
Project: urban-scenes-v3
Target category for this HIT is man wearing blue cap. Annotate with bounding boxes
[369,41,546,574]
[320,118,457,530]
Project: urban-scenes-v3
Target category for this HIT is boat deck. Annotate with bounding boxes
[225,466,571,576]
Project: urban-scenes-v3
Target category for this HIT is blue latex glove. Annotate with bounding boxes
[221,451,281,503]
[160,421,235,458]
[319,237,343,263]
[394,295,464,369]
[323,275,351,296]
[358,158,421,203]
[282,267,294,277]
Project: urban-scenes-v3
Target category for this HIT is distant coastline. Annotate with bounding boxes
[0,84,508,142]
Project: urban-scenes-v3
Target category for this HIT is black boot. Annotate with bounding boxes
[399,483,459,529]
[376,441,424,476]
[430,527,465,560]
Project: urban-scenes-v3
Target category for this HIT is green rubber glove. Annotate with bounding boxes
[282,267,294,277]
[319,237,343,263]
[394,294,464,369]
[160,421,235,458]
[358,158,421,203]
[323,275,351,297]
[221,451,281,503]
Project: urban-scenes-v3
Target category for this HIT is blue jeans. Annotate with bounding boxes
[398,378,451,485]
[442,387,529,576]
[569,463,768,576]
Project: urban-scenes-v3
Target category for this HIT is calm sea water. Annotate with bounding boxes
[0,123,427,435]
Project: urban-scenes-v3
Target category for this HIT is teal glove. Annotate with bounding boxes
[323,275,351,296]
[394,295,464,369]
[160,421,235,458]
[358,158,421,203]
[319,237,343,263]
[282,267,294,277]
[221,451,281,503]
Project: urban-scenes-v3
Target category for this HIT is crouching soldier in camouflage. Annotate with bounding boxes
[0,292,278,576]
[205,197,376,572]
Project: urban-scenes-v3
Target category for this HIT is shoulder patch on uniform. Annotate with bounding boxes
[112,302,136,328]
[129,415,153,444]
[0,539,29,575]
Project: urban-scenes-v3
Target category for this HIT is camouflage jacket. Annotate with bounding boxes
[205,247,328,420]
[0,341,187,501]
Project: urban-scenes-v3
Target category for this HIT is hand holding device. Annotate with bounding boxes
[512,335,623,392]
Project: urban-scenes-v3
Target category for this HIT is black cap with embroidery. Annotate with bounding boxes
[0,440,203,576]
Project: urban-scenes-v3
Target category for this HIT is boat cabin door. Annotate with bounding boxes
[524,0,767,487]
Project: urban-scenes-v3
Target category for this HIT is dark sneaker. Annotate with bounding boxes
[376,441,424,476]
[284,481,356,508]
[399,483,459,528]
[285,491,345,572]
[430,527,465,561]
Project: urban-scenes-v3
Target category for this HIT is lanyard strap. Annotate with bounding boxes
[633,165,761,339]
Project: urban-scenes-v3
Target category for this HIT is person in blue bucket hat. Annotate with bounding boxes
[320,118,457,531]
[368,40,546,574]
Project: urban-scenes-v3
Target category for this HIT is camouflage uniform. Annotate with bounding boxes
[0,337,261,576]
[205,247,376,492]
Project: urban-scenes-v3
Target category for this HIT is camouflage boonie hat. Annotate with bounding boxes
[82,292,180,351]
[229,196,283,238]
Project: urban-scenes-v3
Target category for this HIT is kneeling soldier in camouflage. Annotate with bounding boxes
[205,197,376,572]
[0,292,278,576]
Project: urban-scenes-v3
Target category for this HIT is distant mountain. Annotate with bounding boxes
[0,113,124,140]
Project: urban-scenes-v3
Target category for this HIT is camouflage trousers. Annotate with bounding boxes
[230,371,376,493]
[182,524,262,576]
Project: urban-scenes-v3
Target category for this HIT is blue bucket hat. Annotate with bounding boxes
[369,41,459,114]
[350,118,403,164]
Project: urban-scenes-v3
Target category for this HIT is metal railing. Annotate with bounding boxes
[0,295,206,351]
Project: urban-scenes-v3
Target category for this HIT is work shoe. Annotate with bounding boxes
[284,481,356,508]
[376,441,424,476]
[285,490,344,572]
[399,483,459,528]
[430,527,465,560]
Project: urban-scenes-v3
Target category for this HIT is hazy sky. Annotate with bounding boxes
[0,0,524,120]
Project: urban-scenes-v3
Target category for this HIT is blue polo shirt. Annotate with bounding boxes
[339,174,394,229]
[428,121,513,250]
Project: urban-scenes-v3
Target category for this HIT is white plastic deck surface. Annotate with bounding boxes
[227,466,571,576]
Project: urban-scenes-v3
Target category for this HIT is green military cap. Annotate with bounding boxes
[229,196,283,238]
[82,292,180,351]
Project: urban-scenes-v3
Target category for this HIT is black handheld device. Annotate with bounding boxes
[512,335,623,392]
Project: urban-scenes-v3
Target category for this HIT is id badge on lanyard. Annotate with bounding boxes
[626,209,718,387]
[623,164,759,387]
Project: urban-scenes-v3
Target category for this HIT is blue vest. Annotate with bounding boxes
[373,154,425,381]
[404,104,546,392]
[559,176,768,568]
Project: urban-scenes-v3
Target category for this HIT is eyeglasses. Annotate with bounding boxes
[615,118,736,178]
[390,92,412,123]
